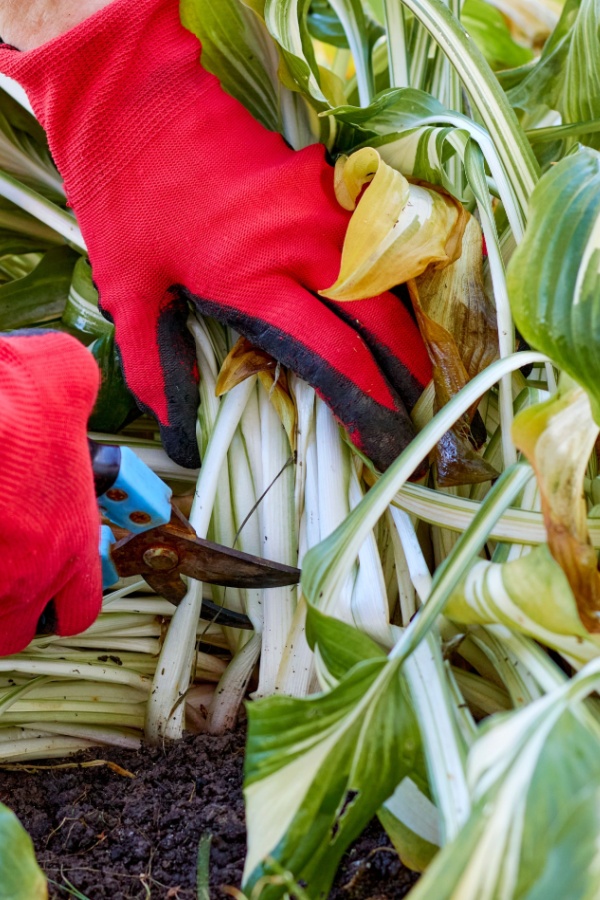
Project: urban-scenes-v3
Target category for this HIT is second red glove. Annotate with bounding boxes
[0,332,101,655]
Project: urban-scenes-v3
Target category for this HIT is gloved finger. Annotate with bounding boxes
[109,277,422,471]
[52,552,103,639]
[102,288,201,469]
[181,278,420,471]
[325,290,432,408]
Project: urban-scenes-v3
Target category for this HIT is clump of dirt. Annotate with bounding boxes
[0,727,419,899]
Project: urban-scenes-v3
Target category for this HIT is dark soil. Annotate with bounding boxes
[0,726,419,900]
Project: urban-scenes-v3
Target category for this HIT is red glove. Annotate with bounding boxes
[0,0,431,471]
[0,332,101,655]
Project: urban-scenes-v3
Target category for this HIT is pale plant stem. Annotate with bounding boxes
[254,387,297,698]
[389,507,471,842]
[145,377,257,742]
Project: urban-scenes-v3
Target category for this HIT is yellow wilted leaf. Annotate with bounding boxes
[319,148,468,301]
[512,375,600,632]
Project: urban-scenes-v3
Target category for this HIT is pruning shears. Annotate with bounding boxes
[37,442,300,636]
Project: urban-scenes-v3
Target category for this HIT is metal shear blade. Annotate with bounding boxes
[110,505,300,608]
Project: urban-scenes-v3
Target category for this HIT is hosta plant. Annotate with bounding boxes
[2,0,600,897]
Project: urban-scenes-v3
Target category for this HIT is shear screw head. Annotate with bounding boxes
[106,488,128,502]
[143,547,179,571]
[130,511,152,525]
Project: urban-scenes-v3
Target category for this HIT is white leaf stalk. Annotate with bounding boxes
[0,170,85,251]
[145,318,257,741]
[302,352,547,615]
[390,507,471,843]
[254,385,297,697]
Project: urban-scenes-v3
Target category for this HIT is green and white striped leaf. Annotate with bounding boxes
[0,804,47,899]
[408,659,600,900]
[446,545,600,666]
[325,87,527,235]
[562,0,600,149]
[0,88,63,200]
[507,148,600,424]
[61,256,112,339]
[264,0,333,107]
[243,648,419,898]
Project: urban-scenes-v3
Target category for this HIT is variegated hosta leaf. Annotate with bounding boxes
[563,0,600,149]
[445,545,600,665]
[264,0,335,108]
[508,148,600,422]
[61,256,113,339]
[378,778,440,872]
[511,376,600,632]
[0,88,63,201]
[407,216,500,487]
[505,0,600,151]
[319,148,467,301]
[0,803,47,899]
[243,615,420,898]
[0,245,77,331]
[324,89,502,205]
[408,663,600,900]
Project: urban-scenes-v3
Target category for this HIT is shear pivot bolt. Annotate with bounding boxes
[143,547,179,571]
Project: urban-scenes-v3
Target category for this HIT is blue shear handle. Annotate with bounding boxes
[97,446,173,534]
[100,525,119,589]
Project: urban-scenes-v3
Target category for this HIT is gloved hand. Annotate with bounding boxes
[0,0,432,472]
[0,332,102,655]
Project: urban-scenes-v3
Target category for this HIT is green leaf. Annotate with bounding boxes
[562,0,600,150]
[243,655,419,898]
[264,0,332,108]
[0,246,78,331]
[507,147,600,423]
[88,332,140,434]
[504,0,600,154]
[391,0,538,227]
[61,256,113,340]
[0,803,47,899]
[461,0,533,72]
[306,605,386,681]
[308,0,384,50]
[0,87,63,201]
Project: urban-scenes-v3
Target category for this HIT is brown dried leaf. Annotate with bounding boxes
[408,280,499,487]
[216,336,277,396]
